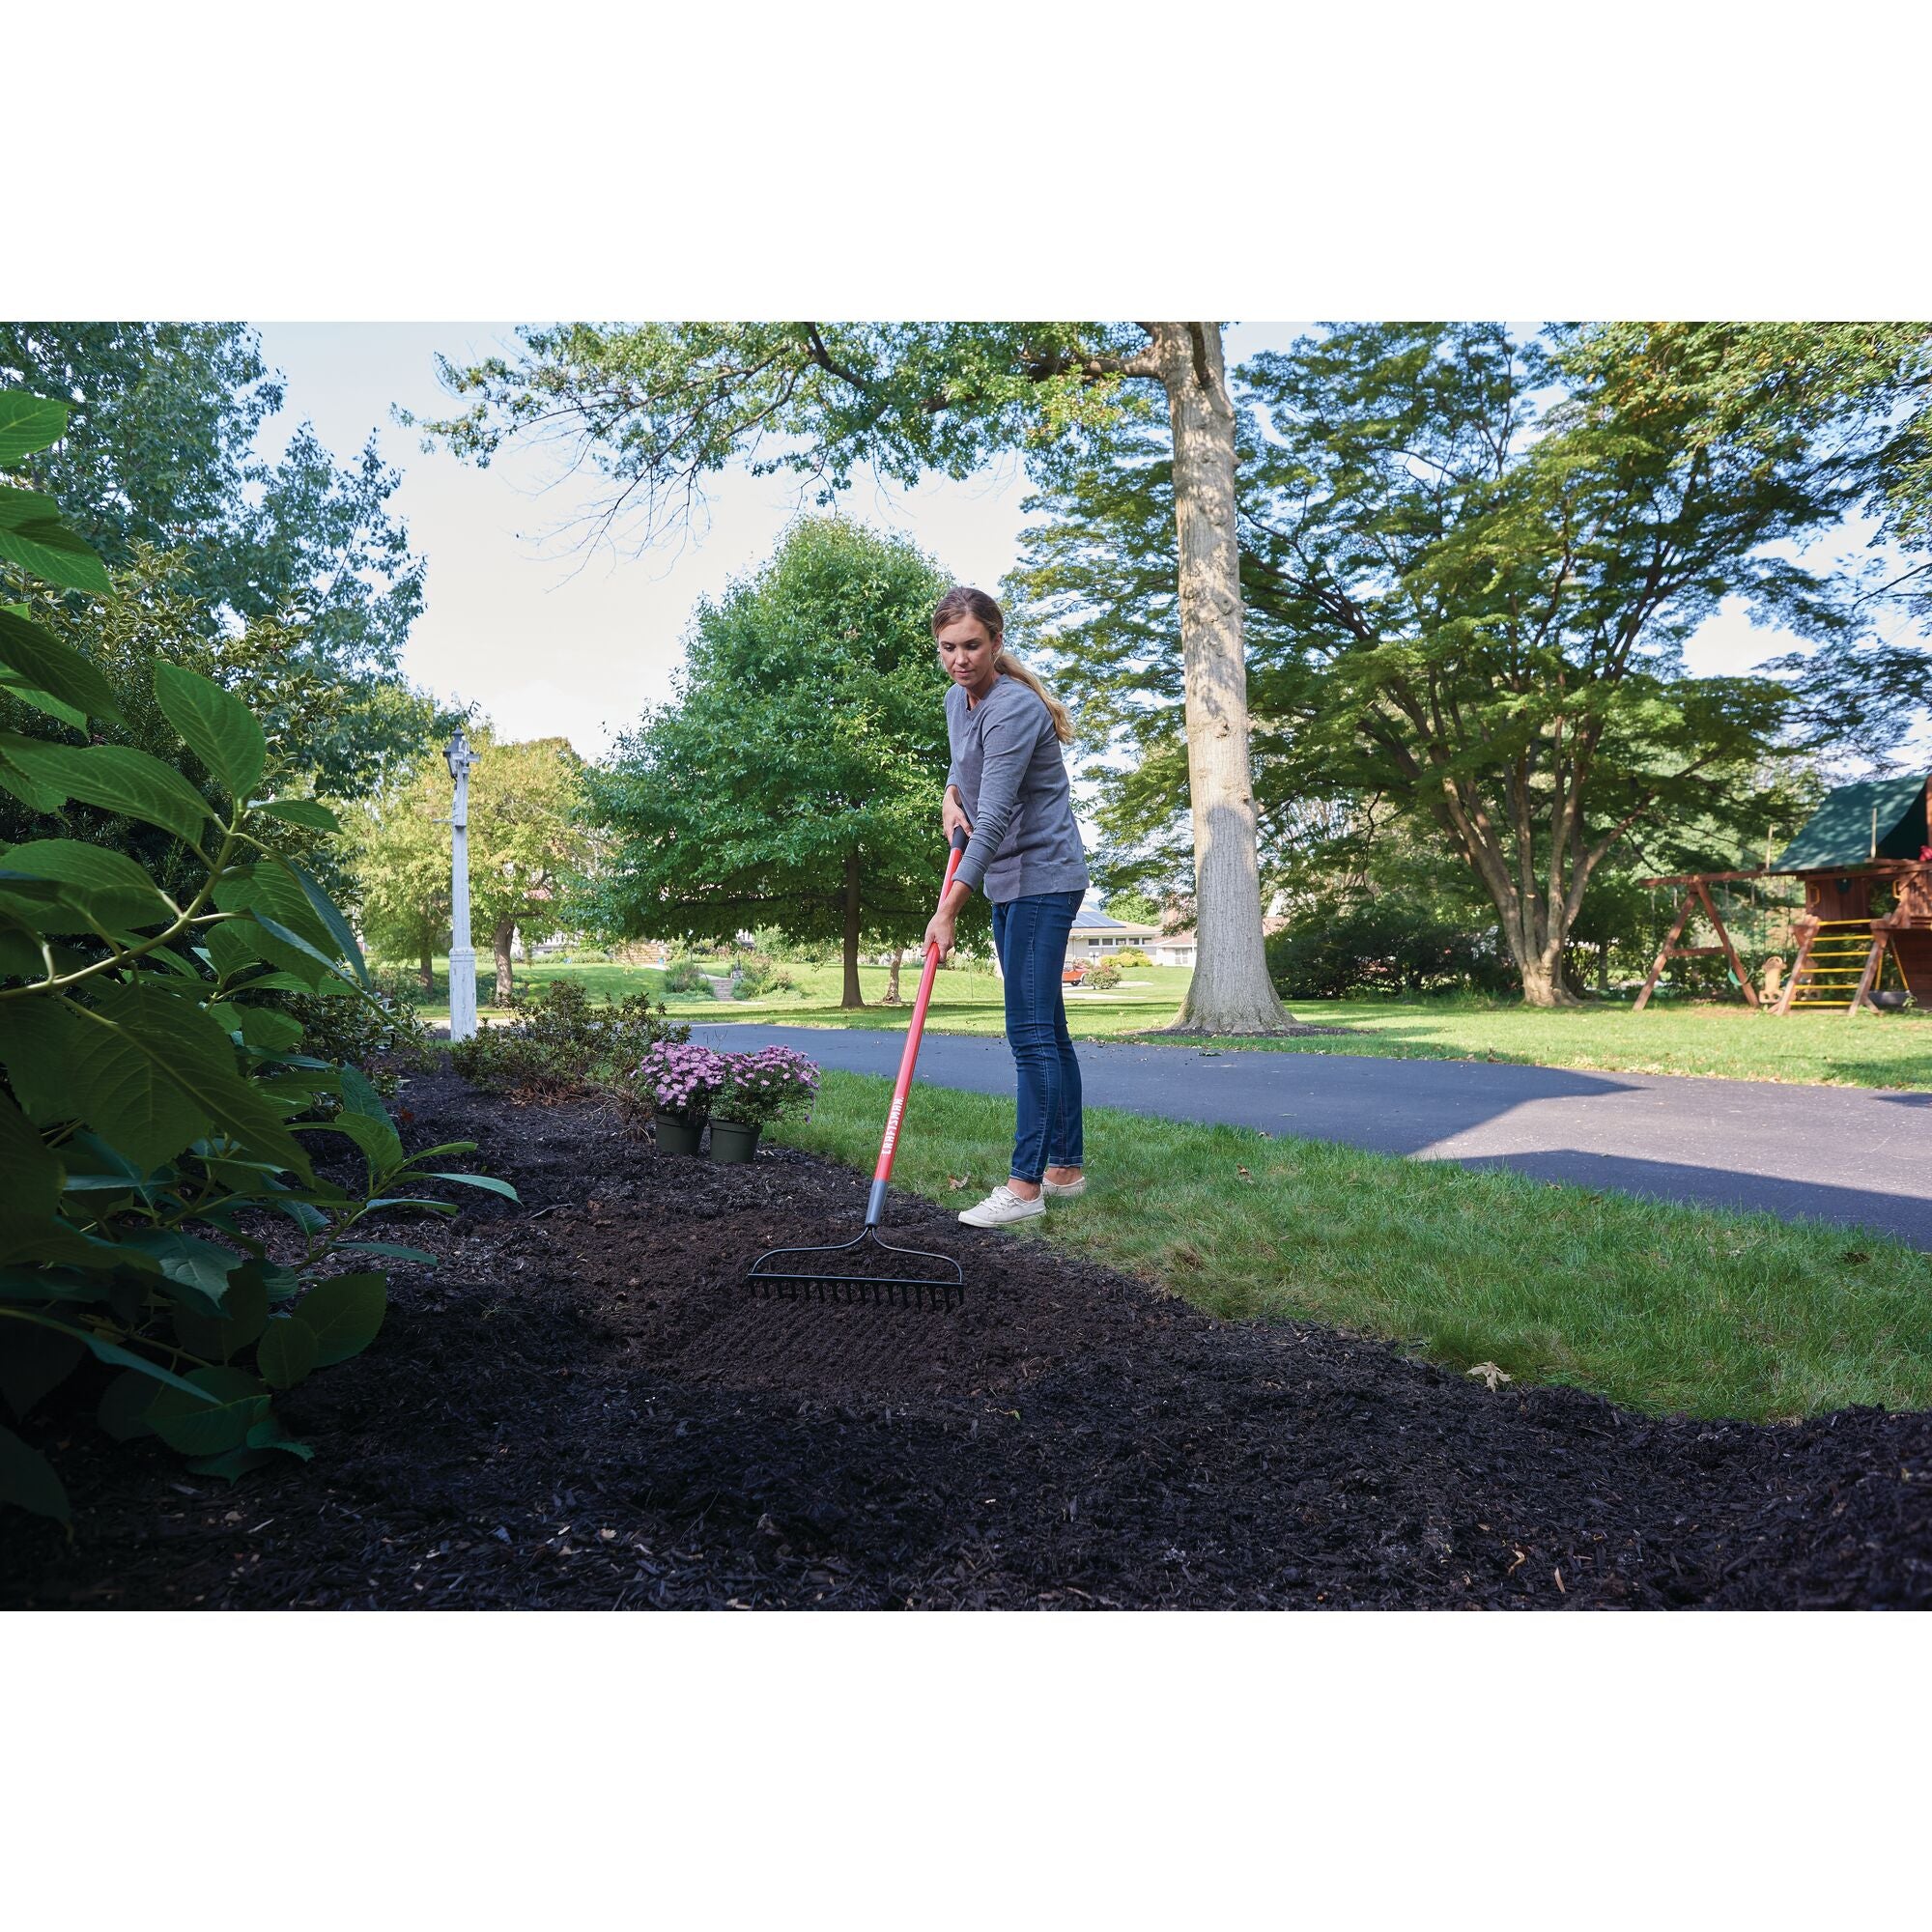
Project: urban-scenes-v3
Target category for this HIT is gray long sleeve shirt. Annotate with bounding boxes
[945,674,1090,904]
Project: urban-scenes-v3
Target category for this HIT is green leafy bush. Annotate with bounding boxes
[731,955,798,1000]
[1265,895,1515,999]
[660,958,712,996]
[0,391,514,1525]
[1084,960,1122,989]
[370,962,458,1010]
[448,975,689,1100]
[258,981,431,1103]
[1110,947,1151,968]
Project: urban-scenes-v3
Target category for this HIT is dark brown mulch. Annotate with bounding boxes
[5,1066,1930,1610]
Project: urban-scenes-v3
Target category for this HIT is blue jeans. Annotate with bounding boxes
[990,891,1086,1184]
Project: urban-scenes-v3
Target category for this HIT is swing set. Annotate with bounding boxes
[1634,771,1932,1016]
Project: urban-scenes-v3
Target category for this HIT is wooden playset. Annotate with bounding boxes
[1635,770,1932,1015]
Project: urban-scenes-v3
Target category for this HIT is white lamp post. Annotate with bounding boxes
[445,725,478,1041]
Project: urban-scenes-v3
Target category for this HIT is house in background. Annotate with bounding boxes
[1143,913,1288,970]
[1066,906,1164,964]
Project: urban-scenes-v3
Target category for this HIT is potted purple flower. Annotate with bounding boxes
[708,1045,819,1164]
[633,1039,727,1156]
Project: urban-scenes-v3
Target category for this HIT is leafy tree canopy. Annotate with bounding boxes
[2,323,425,681]
[412,323,1161,543]
[1009,321,1932,1004]
[574,515,979,1004]
[341,728,593,1000]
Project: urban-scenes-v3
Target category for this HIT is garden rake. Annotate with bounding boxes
[749,828,969,1311]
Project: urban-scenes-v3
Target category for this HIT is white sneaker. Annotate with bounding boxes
[958,1184,1046,1228]
[1041,1175,1087,1198]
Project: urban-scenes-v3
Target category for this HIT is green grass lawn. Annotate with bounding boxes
[389,955,1932,1089]
[771,1070,1932,1422]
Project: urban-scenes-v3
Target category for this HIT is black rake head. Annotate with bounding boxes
[748,1224,965,1313]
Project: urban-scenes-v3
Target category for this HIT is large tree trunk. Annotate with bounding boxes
[1517,952,1579,1008]
[419,942,433,992]
[839,851,864,1009]
[492,920,517,1006]
[1492,888,1580,1007]
[883,947,903,1005]
[1150,323,1298,1035]
[1428,759,1599,1008]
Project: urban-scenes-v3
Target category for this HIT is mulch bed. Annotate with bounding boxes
[7,1066,1931,1610]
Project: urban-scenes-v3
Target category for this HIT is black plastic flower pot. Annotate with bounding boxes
[708,1119,762,1164]
[653,1114,706,1157]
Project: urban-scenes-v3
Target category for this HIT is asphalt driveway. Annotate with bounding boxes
[688,1024,1932,1249]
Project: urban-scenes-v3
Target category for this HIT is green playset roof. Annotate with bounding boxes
[1776,772,1930,871]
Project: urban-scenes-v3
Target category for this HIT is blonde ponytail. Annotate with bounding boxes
[993,651,1074,746]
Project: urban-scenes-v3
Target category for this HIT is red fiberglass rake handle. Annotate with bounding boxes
[866,826,969,1228]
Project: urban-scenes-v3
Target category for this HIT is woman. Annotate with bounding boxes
[922,586,1089,1228]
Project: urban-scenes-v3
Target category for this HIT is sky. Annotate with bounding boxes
[251,322,1879,767]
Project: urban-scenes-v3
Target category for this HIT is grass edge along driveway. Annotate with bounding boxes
[772,1069,1932,1425]
[412,957,1932,1092]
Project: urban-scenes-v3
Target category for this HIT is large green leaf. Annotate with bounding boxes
[202,915,272,985]
[245,1410,311,1459]
[185,1409,311,1480]
[286,859,369,987]
[210,874,339,987]
[0,512,112,596]
[145,1366,270,1456]
[0,609,123,723]
[0,929,49,978]
[339,1063,403,1165]
[69,1325,225,1399]
[0,741,65,813]
[225,967,358,998]
[220,863,337,958]
[253,798,340,832]
[0,1267,112,1305]
[64,996,217,1171]
[427,1171,521,1203]
[0,671,87,732]
[294,1272,386,1366]
[0,838,175,931]
[230,1004,303,1051]
[257,1313,318,1390]
[118,1227,244,1319]
[154,662,266,804]
[0,1421,69,1522]
[98,1368,158,1442]
[171,1261,270,1361]
[0,487,63,533]
[301,1108,402,1177]
[0,1000,86,1125]
[0,1091,63,1219]
[0,738,213,846]
[85,979,314,1179]
[0,394,68,466]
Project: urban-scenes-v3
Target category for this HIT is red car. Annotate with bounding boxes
[1062,961,1088,985]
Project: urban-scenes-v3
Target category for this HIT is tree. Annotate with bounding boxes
[573,516,975,1006]
[2,545,445,904]
[1010,323,1928,1005]
[341,730,593,1004]
[1566,323,1932,755]
[412,321,1300,1032]
[1,323,427,696]
[339,753,452,987]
